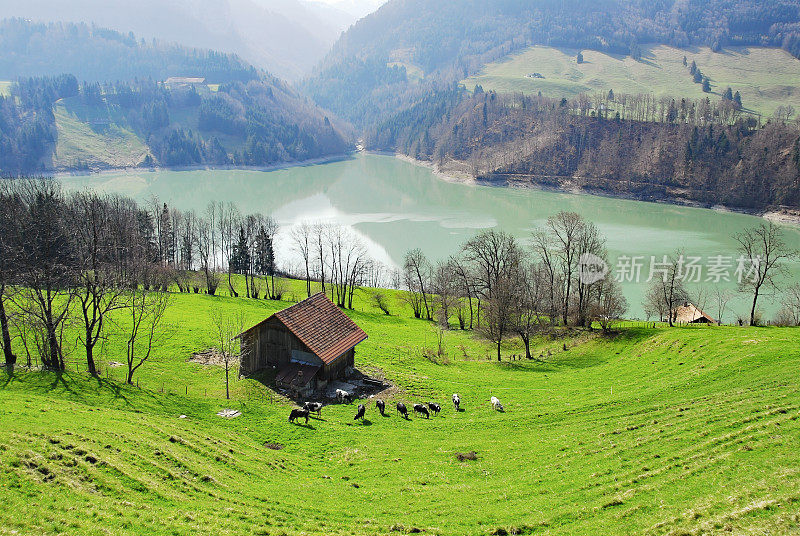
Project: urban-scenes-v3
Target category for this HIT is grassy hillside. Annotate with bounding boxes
[53,98,151,170]
[463,45,800,119]
[0,80,10,97]
[1,280,800,535]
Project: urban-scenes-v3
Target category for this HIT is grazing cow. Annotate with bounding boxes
[336,389,352,403]
[376,399,386,416]
[289,408,309,424]
[490,396,504,412]
[396,402,409,419]
[303,402,323,416]
[452,393,461,411]
[354,404,366,421]
[413,404,430,419]
[427,402,441,416]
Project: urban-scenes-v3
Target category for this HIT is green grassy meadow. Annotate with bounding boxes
[0,80,11,97]
[1,278,800,535]
[52,98,151,170]
[463,45,800,119]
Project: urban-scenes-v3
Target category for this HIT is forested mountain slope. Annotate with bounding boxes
[0,22,351,175]
[366,89,800,211]
[305,0,800,125]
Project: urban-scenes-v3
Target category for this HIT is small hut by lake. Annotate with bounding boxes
[238,293,368,396]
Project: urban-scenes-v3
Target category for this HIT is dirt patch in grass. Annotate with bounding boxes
[190,349,226,366]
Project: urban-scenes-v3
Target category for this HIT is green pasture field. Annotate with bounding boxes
[1,277,799,535]
[463,44,800,119]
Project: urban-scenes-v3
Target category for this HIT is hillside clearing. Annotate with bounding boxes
[0,80,11,97]
[463,45,800,119]
[52,98,150,170]
[1,280,799,535]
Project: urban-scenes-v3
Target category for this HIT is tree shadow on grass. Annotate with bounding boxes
[49,371,81,399]
[494,360,558,373]
[0,365,15,388]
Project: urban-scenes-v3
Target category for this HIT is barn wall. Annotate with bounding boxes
[322,348,355,380]
[240,318,323,376]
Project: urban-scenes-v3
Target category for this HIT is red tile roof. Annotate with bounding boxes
[243,293,368,365]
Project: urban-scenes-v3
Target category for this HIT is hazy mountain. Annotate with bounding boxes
[309,0,388,20]
[0,19,261,83]
[0,0,354,80]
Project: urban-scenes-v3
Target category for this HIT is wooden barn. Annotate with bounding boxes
[238,293,368,397]
[672,302,716,324]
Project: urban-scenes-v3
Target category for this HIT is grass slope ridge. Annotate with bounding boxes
[1,282,799,535]
[305,0,800,125]
[463,44,800,119]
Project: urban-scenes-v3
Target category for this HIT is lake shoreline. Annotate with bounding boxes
[392,153,800,226]
[52,153,356,179]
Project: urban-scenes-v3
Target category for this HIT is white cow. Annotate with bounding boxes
[336,389,352,403]
[490,396,504,412]
[452,393,461,411]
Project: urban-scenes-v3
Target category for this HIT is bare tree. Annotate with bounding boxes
[291,222,313,298]
[591,276,628,333]
[218,202,241,297]
[512,263,549,359]
[712,287,734,325]
[573,220,606,326]
[326,226,367,308]
[312,222,329,296]
[449,255,476,329]
[734,223,797,326]
[530,229,559,325]
[431,260,459,328]
[546,212,585,325]
[70,192,129,375]
[11,181,78,370]
[0,184,20,366]
[196,216,220,295]
[403,248,432,320]
[642,251,688,326]
[124,288,172,384]
[484,272,519,361]
[211,310,245,400]
[775,284,800,326]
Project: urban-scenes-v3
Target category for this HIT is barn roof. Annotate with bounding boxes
[241,293,368,365]
[673,302,716,324]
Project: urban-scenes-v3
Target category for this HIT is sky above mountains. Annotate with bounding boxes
[0,0,388,80]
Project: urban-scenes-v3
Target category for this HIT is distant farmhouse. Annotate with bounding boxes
[238,294,368,397]
[672,302,716,324]
[164,77,206,88]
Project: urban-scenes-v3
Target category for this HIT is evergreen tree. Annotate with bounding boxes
[702,77,711,93]
[576,52,584,64]
[723,87,733,101]
[733,91,742,109]
[229,227,250,276]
